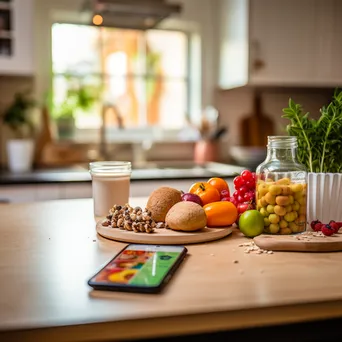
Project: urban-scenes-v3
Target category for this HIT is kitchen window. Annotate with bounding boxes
[51,23,191,135]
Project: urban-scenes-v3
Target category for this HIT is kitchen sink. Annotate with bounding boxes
[1,161,245,185]
[131,161,245,179]
[31,161,245,180]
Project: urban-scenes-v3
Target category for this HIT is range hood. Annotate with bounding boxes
[82,0,182,30]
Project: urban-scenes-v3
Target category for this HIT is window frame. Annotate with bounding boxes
[51,23,194,140]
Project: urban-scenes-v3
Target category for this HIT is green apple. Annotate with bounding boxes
[239,210,264,238]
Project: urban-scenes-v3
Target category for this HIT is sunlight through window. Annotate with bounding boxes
[51,24,189,130]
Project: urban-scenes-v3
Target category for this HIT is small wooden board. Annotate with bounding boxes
[254,233,342,252]
[96,221,233,245]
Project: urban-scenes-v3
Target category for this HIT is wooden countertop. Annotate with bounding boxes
[1,199,342,341]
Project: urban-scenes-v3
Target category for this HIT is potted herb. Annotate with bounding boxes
[52,79,100,139]
[282,89,342,225]
[2,91,36,173]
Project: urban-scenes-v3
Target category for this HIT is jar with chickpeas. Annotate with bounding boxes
[256,136,307,235]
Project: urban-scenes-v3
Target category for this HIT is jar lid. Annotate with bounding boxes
[89,161,132,175]
[267,136,298,149]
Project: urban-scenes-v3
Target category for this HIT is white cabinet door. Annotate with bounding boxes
[249,0,316,86]
[218,0,342,87]
[329,0,342,84]
[0,0,34,75]
[312,0,342,85]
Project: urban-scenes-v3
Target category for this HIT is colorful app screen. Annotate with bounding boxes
[93,247,182,287]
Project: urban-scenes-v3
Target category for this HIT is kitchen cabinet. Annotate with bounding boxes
[218,0,342,89]
[0,0,33,75]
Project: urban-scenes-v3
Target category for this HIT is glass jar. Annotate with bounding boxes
[89,161,132,220]
[255,136,307,235]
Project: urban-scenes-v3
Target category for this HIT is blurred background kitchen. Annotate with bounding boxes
[0,0,341,202]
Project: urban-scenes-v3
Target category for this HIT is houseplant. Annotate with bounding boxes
[282,89,342,225]
[2,91,36,173]
[52,79,100,139]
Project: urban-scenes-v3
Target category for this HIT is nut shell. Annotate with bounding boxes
[146,187,182,222]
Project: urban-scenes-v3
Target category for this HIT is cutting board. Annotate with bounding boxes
[240,92,275,147]
[254,233,342,252]
[96,221,233,245]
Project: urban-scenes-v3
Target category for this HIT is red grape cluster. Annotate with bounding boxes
[232,170,256,215]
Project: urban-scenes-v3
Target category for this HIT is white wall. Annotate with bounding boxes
[34,0,220,110]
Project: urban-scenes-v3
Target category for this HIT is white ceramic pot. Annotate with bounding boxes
[307,173,342,226]
[6,139,34,173]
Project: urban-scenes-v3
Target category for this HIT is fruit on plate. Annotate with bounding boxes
[238,210,264,238]
[203,201,238,227]
[310,220,341,235]
[208,177,230,197]
[165,201,207,232]
[146,187,182,222]
[321,224,335,236]
[181,192,202,206]
[188,182,220,206]
[329,220,340,233]
[237,202,254,214]
[233,170,256,206]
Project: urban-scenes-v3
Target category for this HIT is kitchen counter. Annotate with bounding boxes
[0,162,245,186]
[1,198,342,341]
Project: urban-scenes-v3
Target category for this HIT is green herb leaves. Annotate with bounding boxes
[282,89,342,173]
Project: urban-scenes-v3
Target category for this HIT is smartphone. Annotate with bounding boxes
[88,244,187,293]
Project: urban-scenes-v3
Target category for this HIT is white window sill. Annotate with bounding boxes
[70,127,200,143]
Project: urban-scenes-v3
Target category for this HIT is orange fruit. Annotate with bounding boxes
[208,177,230,194]
[203,201,238,227]
[188,182,220,206]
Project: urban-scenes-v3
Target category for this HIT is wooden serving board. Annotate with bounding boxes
[254,233,342,252]
[96,221,233,245]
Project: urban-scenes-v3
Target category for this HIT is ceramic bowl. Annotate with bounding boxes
[229,146,267,169]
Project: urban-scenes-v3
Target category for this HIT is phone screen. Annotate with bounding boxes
[88,245,187,292]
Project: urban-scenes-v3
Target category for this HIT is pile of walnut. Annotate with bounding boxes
[102,204,169,233]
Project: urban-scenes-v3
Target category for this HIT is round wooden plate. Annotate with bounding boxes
[96,221,233,245]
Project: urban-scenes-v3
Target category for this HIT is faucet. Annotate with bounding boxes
[99,104,125,160]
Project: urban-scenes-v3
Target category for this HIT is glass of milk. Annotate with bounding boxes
[89,161,131,221]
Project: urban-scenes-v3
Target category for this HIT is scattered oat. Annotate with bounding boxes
[210,253,215,256]
[232,249,236,252]
[260,269,264,273]
[238,240,275,254]
[267,251,273,254]
[239,270,244,274]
